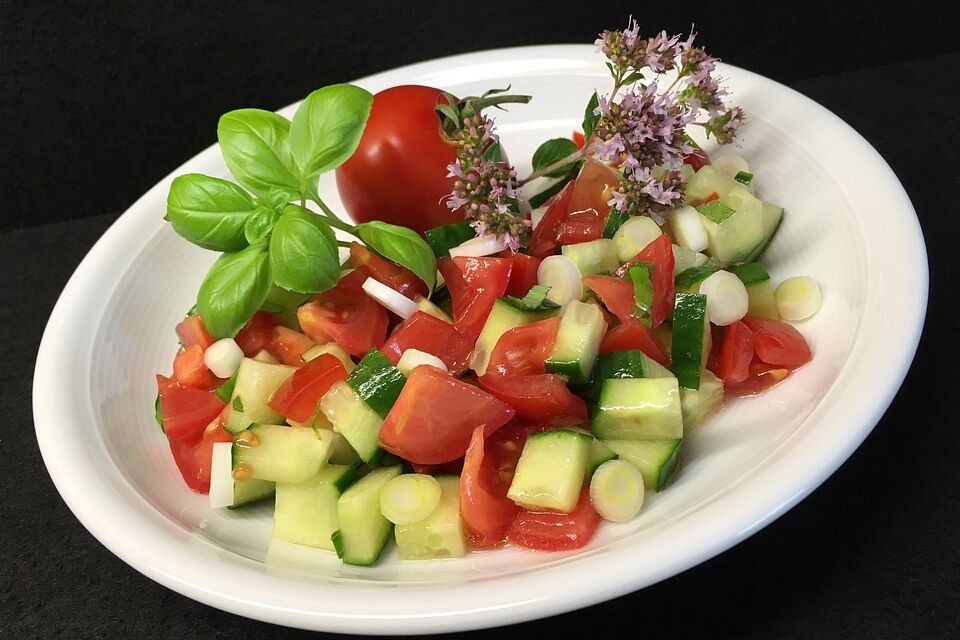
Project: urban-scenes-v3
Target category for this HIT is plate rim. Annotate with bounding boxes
[33,43,928,634]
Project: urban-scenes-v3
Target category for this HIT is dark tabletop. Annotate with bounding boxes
[4,4,959,639]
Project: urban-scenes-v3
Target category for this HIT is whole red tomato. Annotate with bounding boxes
[335,85,464,234]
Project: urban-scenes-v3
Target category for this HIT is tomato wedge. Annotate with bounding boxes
[583,275,636,324]
[599,319,671,367]
[725,360,790,396]
[556,208,606,245]
[506,490,601,551]
[168,419,232,494]
[350,242,427,300]
[234,311,277,356]
[528,180,574,257]
[478,373,588,426]
[613,234,675,328]
[380,311,474,376]
[156,374,225,441]
[567,158,619,224]
[486,317,560,376]
[572,130,586,149]
[379,365,515,464]
[267,353,348,423]
[268,326,315,367]
[717,320,754,384]
[743,317,812,369]
[172,344,214,389]
[298,267,389,357]
[176,315,214,350]
[460,426,520,548]
[498,250,542,297]
[436,256,512,341]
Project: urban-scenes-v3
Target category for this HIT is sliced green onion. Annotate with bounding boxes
[589,459,645,522]
[379,474,442,525]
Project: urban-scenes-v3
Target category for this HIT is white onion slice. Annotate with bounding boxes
[203,338,244,378]
[361,277,418,318]
[448,233,509,258]
[537,255,583,306]
[775,276,823,321]
[613,216,662,262]
[668,205,709,252]
[699,270,749,326]
[396,349,448,376]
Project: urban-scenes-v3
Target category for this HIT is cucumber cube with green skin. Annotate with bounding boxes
[319,381,383,464]
[473,298,560,376]
[507,429,592,513]
[730,262,779,319]
[346,350,406,419]
[602,439,682,492]
[743,204,785,264]
[592,378,684,440]
[545,300,607,384]
[332,465,402,566]
[424,221,475,257]
[273,465,356,551]
[209,442,274,509]
[590,349,673,397]
[684,165,740,202]
[587,438,618,478]
[232,424,335,484]
[679,370,724,430]
[675,263,720,294]
[394,476,467,560]
[671,293,710,390]
[561,238,620,276]
[230,358,297,425]
[698,187,765,266]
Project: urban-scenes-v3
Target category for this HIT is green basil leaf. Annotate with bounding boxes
[356,221,437,293]
[527,161,581,209]
[165,173,257,251]
[532,138,579,178]
[243,206,280,246]
[268,205,340,294]
[197,244,272,338]
[289,84,373,185]
[503,284,560,311]
[217,109,301,198]
[583,91,600,140]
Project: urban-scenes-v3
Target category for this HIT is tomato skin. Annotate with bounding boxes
[683,148,711,171]
[528,180,575,258]
[379,365,515,464]
[506,490,601,551]
[743,317,812,369]
[583,275,636,324]
[497,250,542,297]
[486,317,560,377]
[478,373,588,426]
[613,234,675,328]
[350,242,427,300]
[725,361,790,396]
[335,85,461,234]
[436,256,512,341]
[156,374,226,441]
[268,326,315,367]
[298,267,389,357]
[380,311,474,376]
[176,315,214,350]
[599,319,671,367]
[556,208,605,245]
[234,311,277,356]
[173,344,214,389]
[168,419,232,494]
[572,130,586,149]
[717,320,754,384]
[460,426,521,547]
[555,159,620,245]
[267,354,348,423]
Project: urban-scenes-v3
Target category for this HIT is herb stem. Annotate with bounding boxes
[518,146,588,185]
[311,197,359,236]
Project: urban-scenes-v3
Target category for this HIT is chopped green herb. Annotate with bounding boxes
[696,200,736,224]
[503,285,561,311]
[627,263,654,324]
[734,171,753,185]
[233,396,244,412]
[603,208,630,239]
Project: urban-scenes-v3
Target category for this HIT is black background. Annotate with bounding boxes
[4,1,959,638]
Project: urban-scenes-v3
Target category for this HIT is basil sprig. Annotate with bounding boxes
[165,83,439,338]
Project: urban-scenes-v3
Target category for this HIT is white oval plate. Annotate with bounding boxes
[33,45,926,635]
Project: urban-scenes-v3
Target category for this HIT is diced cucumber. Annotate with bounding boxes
[301,342,355,372]
[507,429,592,513]
[272,465,356,551]
[394,476,467,560]
[232,424,334,484]
[332,465,402,566]
[671,293,710,390]
[230,358,296,425]
[588,438,618,477]
[425,221,476,257]
[699,187,765,266]
[561,239,620,277]
[346,349,406,419]
[672,245,709,275]
[415,296,453,323]
[252,350,279,364]
[320,381,383,464]
[316,427,362,466]
[602,439,682,492]
[209,442,275,509]
[592,378,684,440]
[545,300,606,383]
[679,370,724,430]
[730,262,779,318]
[472,298,559,376]
[684,165,740,202]
[675,263,720,294]
[590,349,673,396]
[224,407,255,435]
[743,204,785,263]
